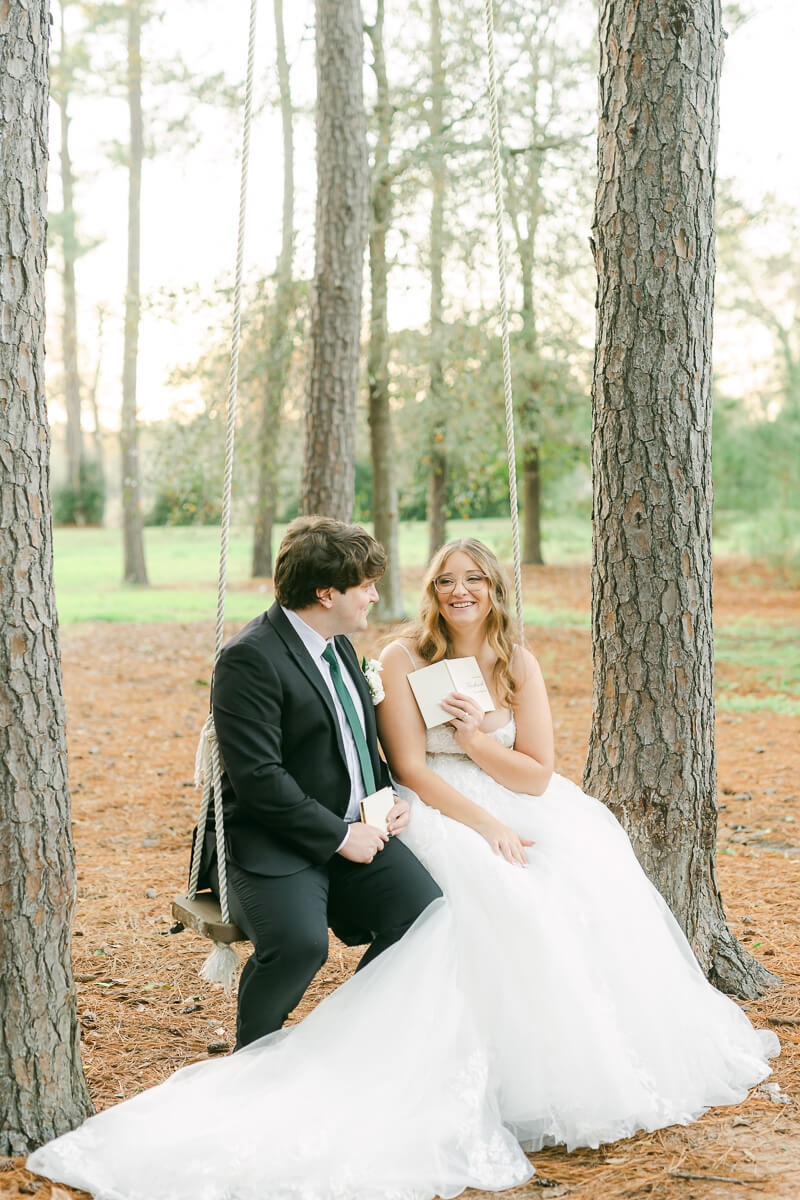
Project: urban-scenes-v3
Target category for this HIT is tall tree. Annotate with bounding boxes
[88,305,107,483]
[425,0,447,561]
[584,0,773,997]
[365,0,404,619]
[52,0,85,503]
[301,0,369,519]
[499,0,593,565]
[0,0,93,1151]
[505,102,545,565]
[121,0,148,583]
[252,0,296,577]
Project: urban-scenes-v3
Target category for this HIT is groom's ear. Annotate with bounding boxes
[315,587,334,608]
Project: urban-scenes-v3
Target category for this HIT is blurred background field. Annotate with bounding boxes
[53,520,800,717]
[52,510,799,627]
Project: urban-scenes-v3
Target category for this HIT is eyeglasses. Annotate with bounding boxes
[433,572,489,594]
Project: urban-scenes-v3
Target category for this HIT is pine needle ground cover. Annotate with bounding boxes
[3,561,799,1199]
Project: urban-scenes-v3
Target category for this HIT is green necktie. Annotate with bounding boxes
[322,643,376,796]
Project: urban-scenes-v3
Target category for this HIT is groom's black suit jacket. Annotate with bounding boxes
[207,602,391,879]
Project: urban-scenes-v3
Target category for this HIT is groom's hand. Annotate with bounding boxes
[337,822,388,863]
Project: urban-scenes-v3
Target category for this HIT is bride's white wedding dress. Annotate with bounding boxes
[28,718,778,1200]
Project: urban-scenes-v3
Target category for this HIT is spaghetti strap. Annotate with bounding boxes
[395,640,420,669]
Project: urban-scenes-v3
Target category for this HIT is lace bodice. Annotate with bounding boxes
[426,715,516,756]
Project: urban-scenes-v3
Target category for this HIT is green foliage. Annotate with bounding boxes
[352,460,374,523]
[53,459,106,526]
[713,394,800,561]
[146,414,223,526]
[159,276,309,528]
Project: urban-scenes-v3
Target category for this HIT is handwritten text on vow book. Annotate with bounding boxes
[407,657,495,729]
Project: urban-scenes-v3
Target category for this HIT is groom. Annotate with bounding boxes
[202,515,441,1047]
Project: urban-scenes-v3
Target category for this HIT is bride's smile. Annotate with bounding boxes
[434,549,493,635]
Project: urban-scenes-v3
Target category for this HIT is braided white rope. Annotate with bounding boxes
[187,716,213,899]
[482,0,524,644]
[187,0,258,932]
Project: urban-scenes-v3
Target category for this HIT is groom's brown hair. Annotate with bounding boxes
[274,515,386,610]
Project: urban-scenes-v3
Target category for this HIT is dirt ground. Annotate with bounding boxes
[4,561,800,1200]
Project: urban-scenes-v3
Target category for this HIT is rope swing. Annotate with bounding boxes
[483,0,524,643]
[172,0,525,984]
[172,0,258,990]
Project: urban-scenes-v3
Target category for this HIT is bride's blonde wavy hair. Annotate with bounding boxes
[408,538,517,708]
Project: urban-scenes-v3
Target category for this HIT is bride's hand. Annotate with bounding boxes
[441,691,485,749]
[476,816,534,867]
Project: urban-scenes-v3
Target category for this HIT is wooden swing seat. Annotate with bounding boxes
[172,892,246,944]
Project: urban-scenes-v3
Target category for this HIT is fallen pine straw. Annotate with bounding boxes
[6,562,800,1200]
[669,1172,766,1185]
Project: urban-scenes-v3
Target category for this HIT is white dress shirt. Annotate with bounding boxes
[282,608,369,848]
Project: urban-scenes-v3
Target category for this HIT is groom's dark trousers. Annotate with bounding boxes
[199,603,441,1048]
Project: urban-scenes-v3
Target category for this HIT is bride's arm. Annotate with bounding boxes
[442,646,554,795]
[377,642,532,866]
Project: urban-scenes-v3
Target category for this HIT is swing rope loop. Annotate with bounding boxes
[184,0,525,965]
[482,0,524,644]
[187,0,258,927]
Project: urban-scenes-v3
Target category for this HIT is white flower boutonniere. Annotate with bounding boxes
[361,656,385,705]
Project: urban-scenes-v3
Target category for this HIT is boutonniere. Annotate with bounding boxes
[361,656,385,705]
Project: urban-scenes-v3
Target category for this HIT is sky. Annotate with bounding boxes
[49,0,800,431]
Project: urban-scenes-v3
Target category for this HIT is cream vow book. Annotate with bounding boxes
[407,657,495,729]
[359,786,395,834]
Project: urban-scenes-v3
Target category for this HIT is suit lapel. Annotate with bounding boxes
[266,604,349,767]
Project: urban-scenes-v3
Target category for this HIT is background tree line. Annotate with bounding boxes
[46,0,799,600]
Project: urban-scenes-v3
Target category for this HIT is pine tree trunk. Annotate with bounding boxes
[57,10,83,505]
[426,0,447,563]
[89,307,106,487]
[251,429,278,576]
[585,0,774,998]
[427,443,447,560]
[252,0,295,578]
[518,245,543,567]
[522,444,543,565]
[121,0,148,584]
[366,0,404,621]
[301,0,368,520]
[0,0,93,1152]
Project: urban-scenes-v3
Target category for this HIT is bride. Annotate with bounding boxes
[28,538,778,1200]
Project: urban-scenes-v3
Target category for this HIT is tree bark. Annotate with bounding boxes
[252,0,296,577]
[585,0,774,998]
[366,0,404,621]
[0,0,93,1152]
[301,0,368,520]
[57,3,83,504]
[426,0,447,563]
[121,0,148,584]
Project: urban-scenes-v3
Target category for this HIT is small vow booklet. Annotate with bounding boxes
[407,657,495,729]
[360,786,395,834]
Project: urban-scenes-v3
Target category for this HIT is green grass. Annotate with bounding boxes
[712,507,800,564]
[715,628,800,691]
[52,519,593,626]
[716,693,800,716]
[714,623,800,715]
[51,517,795,678]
